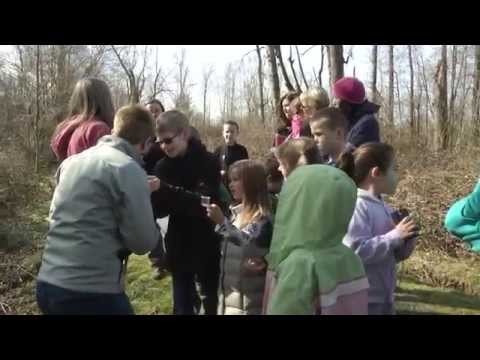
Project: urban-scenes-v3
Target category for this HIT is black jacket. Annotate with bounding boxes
[151,138,222,272]
[346,101,381,148]
[214,143,249,171]
[142,137,165,175]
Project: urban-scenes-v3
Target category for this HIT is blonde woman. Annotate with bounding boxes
[299,87,330,137]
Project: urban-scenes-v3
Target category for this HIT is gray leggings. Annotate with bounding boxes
[368,303,395,315]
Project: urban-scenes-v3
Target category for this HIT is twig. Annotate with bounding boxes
[0,301,11,315]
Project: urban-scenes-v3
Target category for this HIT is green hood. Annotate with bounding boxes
[266,165,366,295]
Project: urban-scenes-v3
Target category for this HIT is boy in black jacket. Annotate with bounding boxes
[214,121,248,184]
[151,110,222,315]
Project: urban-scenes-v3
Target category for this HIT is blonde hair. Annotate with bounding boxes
[300,87,330,111]
[113,105,154,145]
[275,137,322,177]
[228,160,271,229]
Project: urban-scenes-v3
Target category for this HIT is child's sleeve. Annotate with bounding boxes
[394,236,418,262]
[216,217,272,250]
[462,181,480,219]
[343,205,404,265]
[267,254,317,315]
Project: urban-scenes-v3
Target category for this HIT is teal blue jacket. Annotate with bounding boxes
[445,181,480,252]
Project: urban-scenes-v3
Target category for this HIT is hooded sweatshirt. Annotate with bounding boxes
[346,100,381,148]
[38,135,159,294]
[263,165,369,315]
[343,189,417,305]
[445,180,480,252]
[51,116,111,161]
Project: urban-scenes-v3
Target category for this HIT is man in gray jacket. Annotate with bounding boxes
[36,105,160,315]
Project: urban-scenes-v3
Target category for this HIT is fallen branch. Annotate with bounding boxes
[0,301,11,315]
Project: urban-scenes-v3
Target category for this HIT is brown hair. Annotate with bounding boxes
[264,151,283,183]
[54,78,115,135]
[275,137,322,176]
[145,99,165,112]
[223,120,240,132]
[278,91,300,126]
[228,160,271,229]
[113,105,154,145]
[310,107,348,131]
[336,142,395,185]
[156,110,189,134]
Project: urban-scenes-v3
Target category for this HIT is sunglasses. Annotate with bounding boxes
[158,133,180,145]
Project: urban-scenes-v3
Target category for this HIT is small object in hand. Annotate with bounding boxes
[243,257,267,273]
[201,196,211,207]
[391,208,409,225]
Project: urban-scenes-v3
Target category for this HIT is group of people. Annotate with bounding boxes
[36,75,420,316]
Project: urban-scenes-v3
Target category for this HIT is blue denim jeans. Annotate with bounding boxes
[36,281,134,315]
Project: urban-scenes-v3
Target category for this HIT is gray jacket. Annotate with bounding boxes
[37,135,159,294]
[216,205,273,315]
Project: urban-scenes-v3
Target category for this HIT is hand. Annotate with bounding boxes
[395,217,418,241]
[147,176,161,192]
[206,204,225,225]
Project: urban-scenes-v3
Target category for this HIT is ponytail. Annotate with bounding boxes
[336,149,356,182]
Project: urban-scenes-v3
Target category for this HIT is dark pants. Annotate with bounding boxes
[171,261,220,315]
[36,281,134,315]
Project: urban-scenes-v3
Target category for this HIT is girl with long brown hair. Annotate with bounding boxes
[207,160,273,315]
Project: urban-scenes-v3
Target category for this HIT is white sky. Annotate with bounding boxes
[0,45,437,118]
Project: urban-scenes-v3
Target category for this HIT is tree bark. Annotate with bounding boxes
[435,45,449,150]
[274,45,295,92]
[34,45,41,173]
[473,45,480,140]
[371,45,378,103]
[388,45,394,125]
[295,45,309,90]
[288,46,302,92]
[408,45,415,134]
[318,45,325,87]
[328,45,344,88]
[267,45,281,118]
[256,45,266,125]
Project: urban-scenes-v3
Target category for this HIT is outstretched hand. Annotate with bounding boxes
[206,203,225,225]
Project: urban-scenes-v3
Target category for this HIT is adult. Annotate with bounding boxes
[273,91,299,146]
[36,105,160,315]
[333,77,381,149]
[51,78,115,162]
[143,99,166,174]
[151,110,222,315]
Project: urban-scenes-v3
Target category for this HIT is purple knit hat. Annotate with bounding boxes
[333,77,366,104]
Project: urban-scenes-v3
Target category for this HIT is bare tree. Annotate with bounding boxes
[408,45,415,133]
[388,45,394,125]
[435,45,449,150]
[274,46,295,92]
[473,45,480,139]
[287,45,302,92]
[328,45,344,87]
[202,65,214,125]
[295,45,309,90]
[255,45,266,125]
[371,45,378,103]
[34,45,41,173]
[172,48,194,117]
[267,46,281,119]
[111,45,148,104]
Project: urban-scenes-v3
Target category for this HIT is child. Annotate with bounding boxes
[274,92,299,146]
[309,107,348,166]
[264,151,284,215]
[288,97,304,139]
[338,142,419,315]
[206,160,273,315]
[445,181,480,253]
[214,121,249,179]
[263,164,369,315]
[299,87,330,137]
[274,137,322,179]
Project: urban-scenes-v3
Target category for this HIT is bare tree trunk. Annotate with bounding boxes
[388,45,394,125]
[288,46,302,92]
[267,46,281,119]
[395,70,402,123]
[408,45,415,134]
[295,45,309,90]
[449,45,458,138]
[318,45,325,87]
[435,45,449,150]
[274,46,295,92]
[371,45,378,102]
[256,45,266,125]
[34,45,41,173]
[328,45,344,87]
[473,45,480,140]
